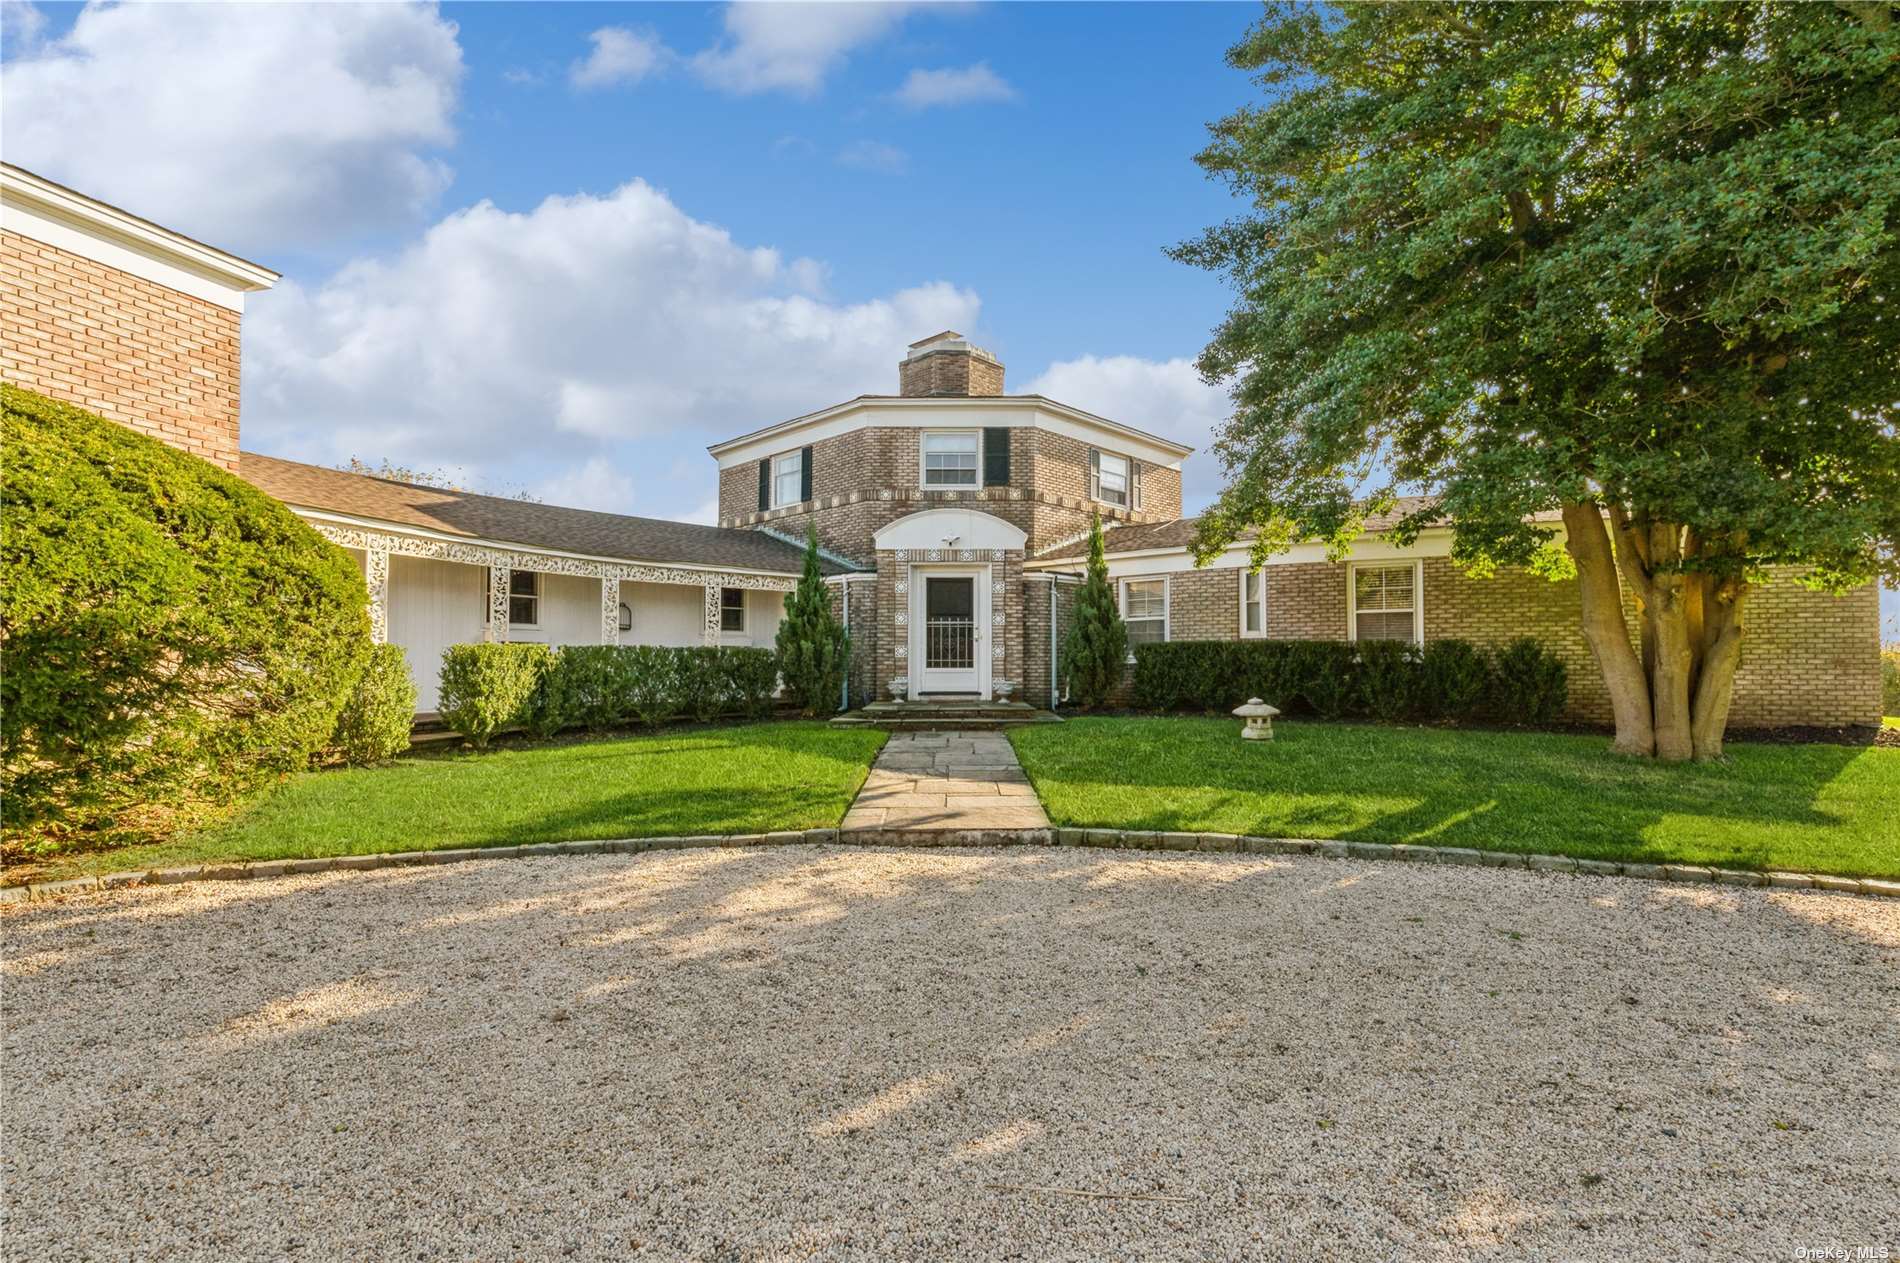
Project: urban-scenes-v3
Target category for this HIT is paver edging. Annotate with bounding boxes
[5,828,1896,903]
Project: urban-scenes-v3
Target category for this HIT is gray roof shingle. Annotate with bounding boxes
[240,452,851,575]
[1034,497,1449,561]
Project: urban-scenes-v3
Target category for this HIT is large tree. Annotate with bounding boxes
[1176,2,1899,760]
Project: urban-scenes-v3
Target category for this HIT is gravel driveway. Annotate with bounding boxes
[5,846,1896,1260]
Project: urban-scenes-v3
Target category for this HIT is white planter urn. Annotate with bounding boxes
[992,679,1016,703]
[1233,697,1280,741]
[889,676,909,701]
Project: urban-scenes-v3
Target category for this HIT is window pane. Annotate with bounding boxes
[772,453,802,506]
[1356,610,1415,642]
[721,587,744,631]
[922,433,978,486]
[1124,580,1165,620]
[510,596,536,625]
[1098,452,1129,505]
[1245,571,1263,633]
[509,570,537,597]
[1126,617,1166,645]
[1355,565,1414,612]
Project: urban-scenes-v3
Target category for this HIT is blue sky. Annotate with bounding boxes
[4,1,1894,636]
[3,1,1259,521]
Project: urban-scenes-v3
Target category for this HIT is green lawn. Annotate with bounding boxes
[1011,717,1900,878]
[28,722,886,882]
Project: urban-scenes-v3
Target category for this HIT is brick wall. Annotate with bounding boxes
[1,229,242,470]
[1129,556,1881,728]
[1023,574,1080,709]
[720,424,1176,562]
[899,348,1004,397]
[830,576,880,709]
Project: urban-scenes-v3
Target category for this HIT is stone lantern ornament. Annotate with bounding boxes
[1233,697,1280,741]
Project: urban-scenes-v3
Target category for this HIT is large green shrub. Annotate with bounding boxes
[1491,638,1569,726]
[545,645,634,732]
[1290,640,1357,718]
[1354,640,1424,722]
[622,645,681,727]
[719,648,779,719]
[438,643,553,747]
[1063,514,1128,709]
[1,385,370,847]
[1419,639,1493,722]
[775,529,848,716]
[1882,647,1899,718]
[331,644,417,764]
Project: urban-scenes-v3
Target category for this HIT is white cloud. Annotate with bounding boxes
[893,62,1016,109]
[2,0,48,56]
[244,180,981,520]
[570,26,669,90]
[1020,355,1232,513]
[0,1,462,255]
[835,140,908,174]
[691,2,910,96]
[530,458,639,513]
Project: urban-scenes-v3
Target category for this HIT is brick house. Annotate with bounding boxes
[3,162,1881,727]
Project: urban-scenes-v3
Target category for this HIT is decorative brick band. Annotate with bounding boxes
[5,829,1893,903]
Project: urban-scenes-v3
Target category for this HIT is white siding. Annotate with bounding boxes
[621,580,702,647]
[511,571,601,647]
[728,589,785,650]
[386,555,485,711]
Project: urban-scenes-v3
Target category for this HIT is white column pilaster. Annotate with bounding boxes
[601,574,621,645]
[486,565,511,643]
[365,546,390,645]
[702,581,723,646]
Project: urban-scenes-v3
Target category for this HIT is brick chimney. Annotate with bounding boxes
[899,330,1004,397]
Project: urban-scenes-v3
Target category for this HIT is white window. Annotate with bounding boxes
[1351,562,1420,642]
[771,450,804,508]
[508,570,539,627]
[1240,569,1266,637]
[1095,450,1130,507]
[1120,577,1168,647]
[720,586,746,633]
[921,431,980,488]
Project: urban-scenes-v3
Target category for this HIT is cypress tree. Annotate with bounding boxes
[1062,513,1126,709]
[774,527,850,716]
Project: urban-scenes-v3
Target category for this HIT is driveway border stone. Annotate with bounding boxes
[6,828,1896,902]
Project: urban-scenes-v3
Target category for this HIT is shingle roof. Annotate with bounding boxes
[240,452,850,575]
[1034,497,1447,561]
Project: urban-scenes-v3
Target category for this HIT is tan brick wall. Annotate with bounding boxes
[720,424,1176,562]
[1,229,242,470]
[899,348,1004,397]
[1131,555,1881,728]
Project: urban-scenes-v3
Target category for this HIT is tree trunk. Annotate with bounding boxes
[1645,572,1697,762]
[1689,577,1749,760]
[1561,502,1654,756]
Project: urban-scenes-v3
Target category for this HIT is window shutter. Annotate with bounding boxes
[982,427,1011,486]
[1131,462,1144,511]
[757,459,770,512]
[1088,448,1101,500]
[799,445,814,503]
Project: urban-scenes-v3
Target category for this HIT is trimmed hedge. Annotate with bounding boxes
[1,384,371,848]
[1131,637,1570,726]
[331,643,418,764]
[439,643,779,744]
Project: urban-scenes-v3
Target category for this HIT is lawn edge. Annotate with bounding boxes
[5,828,1895,904]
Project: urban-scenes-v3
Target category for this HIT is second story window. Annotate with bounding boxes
[771,450,804,508]
[1091,449,1139,508]
[921,431,980,488]
[720,586,746,632]
[1120,577,1167,646]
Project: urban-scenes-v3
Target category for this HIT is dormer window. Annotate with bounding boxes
[921,431,980,488]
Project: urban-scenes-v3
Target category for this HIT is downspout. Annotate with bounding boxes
[840,576,851,712]
[1050,579,1059,712]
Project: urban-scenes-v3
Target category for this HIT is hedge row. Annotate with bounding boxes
[1131,637,1569,725]
[437,644,778,746]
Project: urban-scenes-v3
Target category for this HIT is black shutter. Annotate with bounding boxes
[982,427,1011,486]
[757,458,770,512]
[1132,461,1144,511]
[799,445,814,503]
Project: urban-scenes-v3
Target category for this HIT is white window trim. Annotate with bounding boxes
[1094,449,1131,509]
[770,450,804,509]
[1346,559,1423,644]
[1119,574,1169,658]
[918,429,983,490]
[508,569,541,629]
[1238,568,1267,639]
[720,586,747,634]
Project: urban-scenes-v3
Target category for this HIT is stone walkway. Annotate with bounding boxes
[841,730,1050,832]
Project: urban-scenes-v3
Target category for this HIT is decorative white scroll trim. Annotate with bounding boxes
[364,547,390,644]
[702,582,723,647]
[486,564,510,643]
[600,576,621,645]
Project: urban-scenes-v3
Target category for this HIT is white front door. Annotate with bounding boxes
[912,567,989,696]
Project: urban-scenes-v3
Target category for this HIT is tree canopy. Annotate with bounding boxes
[1177,1,1899,758]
